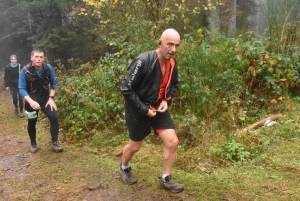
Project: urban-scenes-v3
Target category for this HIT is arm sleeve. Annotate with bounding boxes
[4,66,9,88]
[18,70,28,98]
[120,58,149,115]
[47,64,57,90]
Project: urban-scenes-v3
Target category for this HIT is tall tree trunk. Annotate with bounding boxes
[227,0,236,37]
[28,13,32,35]
[207,0,220,32]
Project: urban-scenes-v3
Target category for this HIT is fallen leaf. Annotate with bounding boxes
[66,138,72,144]
[282,185,288,191]
[200,167,206,172]
[22,163,31,167]
[204,169,213,174]
[88,183,101,190]
[151,149,158,154]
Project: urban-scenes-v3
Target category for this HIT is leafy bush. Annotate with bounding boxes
[56,54,126,140]
[55,29,300,156]
[172,30,300,125]
[222,138,251,163]
[209,135,270,164]
[174,30,245,119]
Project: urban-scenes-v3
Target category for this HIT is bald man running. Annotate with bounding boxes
[119,28,183,193]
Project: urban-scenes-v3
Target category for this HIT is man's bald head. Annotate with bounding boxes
[159,28,181,42]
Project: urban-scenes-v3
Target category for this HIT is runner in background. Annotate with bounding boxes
[4,54,24,117]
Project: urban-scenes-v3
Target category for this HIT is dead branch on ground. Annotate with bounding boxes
[234,113,283,137]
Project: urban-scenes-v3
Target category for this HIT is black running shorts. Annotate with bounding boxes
[125,110,175,141]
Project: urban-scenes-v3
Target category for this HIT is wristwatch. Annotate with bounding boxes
[49,96,55,99]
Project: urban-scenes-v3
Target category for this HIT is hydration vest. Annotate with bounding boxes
[22,62,50,94]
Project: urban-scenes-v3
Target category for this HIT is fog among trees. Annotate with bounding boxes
[0,0,299,69]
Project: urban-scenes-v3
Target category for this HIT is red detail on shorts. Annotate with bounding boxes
[156,129,166,134]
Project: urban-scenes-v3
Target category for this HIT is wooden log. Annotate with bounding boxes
[234,113,283,137]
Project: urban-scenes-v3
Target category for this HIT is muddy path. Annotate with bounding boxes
[0,90,197,201]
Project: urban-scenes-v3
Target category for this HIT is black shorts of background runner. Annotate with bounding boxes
[125,110,175,141]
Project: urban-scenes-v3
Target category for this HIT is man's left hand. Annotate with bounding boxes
[156,100,168,113]
[45,98,57,111]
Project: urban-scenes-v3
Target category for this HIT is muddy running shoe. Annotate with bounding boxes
[52,142,64,152]
[30,143,39,153]
[19,112,24,118]
[14,108,19,115]
[159,175,184,193]
[118,164,137,184]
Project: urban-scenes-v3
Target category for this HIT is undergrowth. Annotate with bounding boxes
[1,72,300,200]
[55,30,300,159]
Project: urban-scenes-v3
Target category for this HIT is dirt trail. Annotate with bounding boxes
[0,90,197,201]
[0,132,121,201]
[0,91,134,201]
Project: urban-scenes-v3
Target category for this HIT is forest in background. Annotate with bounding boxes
[0,0,261,68]
[1,0,300,164]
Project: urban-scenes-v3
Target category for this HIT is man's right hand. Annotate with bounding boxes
[29,100,41,110]
[146,109,157,117]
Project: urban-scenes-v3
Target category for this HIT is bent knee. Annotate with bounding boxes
[172,138,179,147]
[127,141,142,153]
[131,146,141,153]
[166,138,179,149]
[48,115,58,122]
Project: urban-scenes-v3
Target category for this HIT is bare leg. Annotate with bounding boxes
[121,140,143,166]
[159,129,179,174]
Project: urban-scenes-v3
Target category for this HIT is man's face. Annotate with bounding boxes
[10,57,17,64]
[160,40,180,60]
[31,52,44,67]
